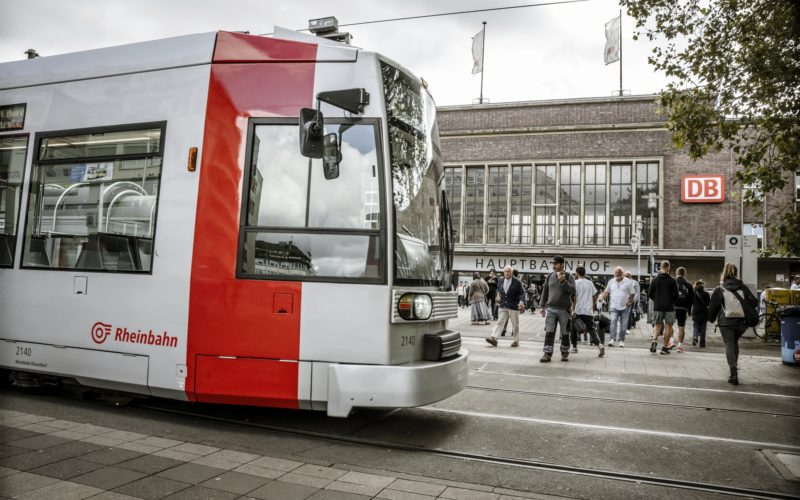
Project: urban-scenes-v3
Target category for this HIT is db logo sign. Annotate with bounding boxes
[682,175,725,203]
[91,322,112,344]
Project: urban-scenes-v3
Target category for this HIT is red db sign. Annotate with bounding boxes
[681,175,725,203]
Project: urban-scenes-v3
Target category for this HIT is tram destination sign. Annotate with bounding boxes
[454,255,640,275]
[0,103,26,131]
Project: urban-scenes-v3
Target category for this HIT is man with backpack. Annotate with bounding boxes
[674,267,695,352]
[708,262,759,385]
[647,260,679,355]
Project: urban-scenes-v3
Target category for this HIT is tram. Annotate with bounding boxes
[0,28,467,417]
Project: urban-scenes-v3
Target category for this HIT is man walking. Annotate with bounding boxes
[574,266,604,357]
[539,256,576,362]
[674,267,695,352]
[599,267,636,347]
[648,260,679,355]
[486,270,499,321]
[486,266,526,347]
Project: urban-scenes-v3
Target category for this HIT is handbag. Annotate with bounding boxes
[573,317,587,334]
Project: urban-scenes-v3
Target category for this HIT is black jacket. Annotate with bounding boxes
[691,287,711,322]
[675,276,695,311]
[647,272,678,312]
[497,276,526,309]
[708,278,758,327]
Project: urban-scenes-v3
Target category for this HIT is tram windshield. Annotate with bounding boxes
[381,61,451,288]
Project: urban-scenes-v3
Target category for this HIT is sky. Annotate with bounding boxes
[0,0,667,106]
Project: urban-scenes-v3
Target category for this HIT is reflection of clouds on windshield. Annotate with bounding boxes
[259,232,375,278]
[253,126,307,227]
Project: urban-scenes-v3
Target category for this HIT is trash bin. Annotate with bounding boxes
[780,306,800,366]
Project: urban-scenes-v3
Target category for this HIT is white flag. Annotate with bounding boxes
[471,29,484,74]
[604,15,621,65]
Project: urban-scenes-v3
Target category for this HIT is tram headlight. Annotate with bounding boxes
[398,293,433,320]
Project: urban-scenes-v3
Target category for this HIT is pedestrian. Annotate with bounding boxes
[538,255,576,362]
[499,269,523,336]
[457,282,466,308]
[574,266,604,357]
[486,266,526,347]
[707,263,759,385]
[623,271,641,335]
[674,267,695,353]
[648,260,679,355]
[599,267,636,347]
[791,275,800,290]
[691,279,710,347]
[468,272,492,325]
[486,270,499,321]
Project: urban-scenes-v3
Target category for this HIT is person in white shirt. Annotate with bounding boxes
[791,275,800,290]
[573,266,605,357]
[599,267,636,347]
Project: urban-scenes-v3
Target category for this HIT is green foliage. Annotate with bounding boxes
[621,0,800,255]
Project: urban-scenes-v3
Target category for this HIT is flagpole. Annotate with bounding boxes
[479,21,487,104]
[618,9,623,96]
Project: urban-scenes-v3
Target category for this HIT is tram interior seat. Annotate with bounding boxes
[75,233,140,271]
[27,236,52,267]
[0,233,15,266]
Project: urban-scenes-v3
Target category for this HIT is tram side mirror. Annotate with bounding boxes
[322,133,341,180]
[299,108,324,158]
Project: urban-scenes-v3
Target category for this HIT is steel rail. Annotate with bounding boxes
[135,402,797,500]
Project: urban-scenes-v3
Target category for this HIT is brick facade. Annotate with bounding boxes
[438,95,798,289]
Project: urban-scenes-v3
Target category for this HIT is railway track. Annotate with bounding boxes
[136,401,798,500]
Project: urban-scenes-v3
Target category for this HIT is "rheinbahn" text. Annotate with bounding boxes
[115,328,177,348]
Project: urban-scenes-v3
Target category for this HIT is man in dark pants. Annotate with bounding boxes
[573,266,604,357]
[674,267,695,353]
[486,266,526,347]
[648,260,679,355]
[486,270,499,321]
[539,255,576,362]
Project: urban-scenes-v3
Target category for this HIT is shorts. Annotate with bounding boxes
[675,309,688,327]
[653,310,676,325]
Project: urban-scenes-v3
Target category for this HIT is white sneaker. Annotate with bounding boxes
[626,330,631,335]
[608,340,615,347]
[619,341,625,348]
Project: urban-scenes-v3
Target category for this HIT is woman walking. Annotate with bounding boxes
[691,279,711,347]
[708,263,758,385]
[468,272,492,325]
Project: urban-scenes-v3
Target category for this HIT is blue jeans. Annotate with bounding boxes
[610,306,630,342]
[693,320,708,347]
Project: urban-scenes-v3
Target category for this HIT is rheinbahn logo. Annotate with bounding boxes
[90,321,177,348]
[91,322,112,344]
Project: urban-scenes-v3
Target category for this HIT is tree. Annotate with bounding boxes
[620,0,800,256]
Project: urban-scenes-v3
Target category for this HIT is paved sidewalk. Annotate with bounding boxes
[0,408,560,500]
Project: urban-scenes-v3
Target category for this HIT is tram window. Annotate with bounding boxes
[21,124,164,273]
[240,120,384,282]
[0,134,29,267]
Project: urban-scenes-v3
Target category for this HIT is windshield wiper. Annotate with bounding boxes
[401,224,415,238]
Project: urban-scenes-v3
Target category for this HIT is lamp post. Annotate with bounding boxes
[647,192,658,278]
[635,215,644,286]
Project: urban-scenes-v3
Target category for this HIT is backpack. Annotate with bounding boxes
[721,287,759,327]
[677,280,690,302]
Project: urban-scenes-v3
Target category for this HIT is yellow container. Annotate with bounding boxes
[764,288,791,336]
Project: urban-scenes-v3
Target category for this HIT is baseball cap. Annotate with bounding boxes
[550,255,565,264]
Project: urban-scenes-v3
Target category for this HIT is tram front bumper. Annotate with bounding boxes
[326,348,469,417]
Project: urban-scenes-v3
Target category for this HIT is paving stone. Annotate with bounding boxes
[247,479,319,500]
[48,430,93,441]
[232,463,285,480]
[87,492,142,500]
[440,486,501,500]
[68,424,114,436]
[337,470,395,488]
[190,455,242,470]
[101,430,147,442]
[307,490,371,499]
[13,480,103,500]
[376,489,437,500]
[8,434,72,450]
[116,441,162,454]
[293,464,347,480]
[247,455,303,472]
[0,471,59,496]
[152,448,198,462]
[30,457,105,480]
[71,465,147,490]
[80,435,127,447]
[157,462,226,484]
[278,472,333,489]
[0,428,38,443]
[42,419,81,430]
[42,440,105,460]
[162,485,238,500]
[0,466,17,478]
[82,447,144,465]
[117,454,183,474]
[168,443,219,456]
[386,478,447,497]
[202,449,260,464]
[0,450,65,471]
[128,436,183,449]
[17,423,63,434]
[113,476,192,500]
[199,471,269,494]
[0,444,27,458]
[325,480,383,497]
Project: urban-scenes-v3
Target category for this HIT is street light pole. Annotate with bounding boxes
[647,193,658,279]
[635,216,644,285]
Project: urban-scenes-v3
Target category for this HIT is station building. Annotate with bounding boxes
[438,95,799,290]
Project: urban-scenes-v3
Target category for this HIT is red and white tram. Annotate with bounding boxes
[0,28,467,417]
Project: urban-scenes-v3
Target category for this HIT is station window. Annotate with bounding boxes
[534,165,557,245]
[510,164,532,245]
[609,163,632,245]
[487,165,508,244]
[0,134,29,267]
[21,123,164,272]
[239,120,384,282]
[559,163,580,245]
[444,167,462,243]
[463,166,485,244]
